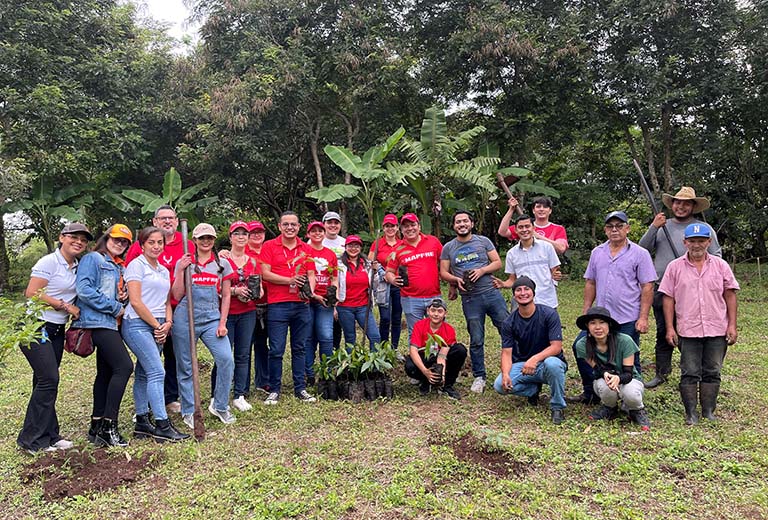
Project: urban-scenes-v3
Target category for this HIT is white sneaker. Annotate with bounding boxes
[208,403,236,424]
[182,414,194,429]
[264,392,280,405]
[296,390,317,403]
[408,377,421,385]
[166,401,181,414]
[233,396,252,412]
[52,439,74,450]
[470,377,486,394]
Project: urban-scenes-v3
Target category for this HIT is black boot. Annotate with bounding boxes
[87,418,102,443]
[644,373,667,389]
[153,418,190,443]
[95,418,129,447]
[134,413,156,440]
[700,382,720,421]
[679,384,699,425]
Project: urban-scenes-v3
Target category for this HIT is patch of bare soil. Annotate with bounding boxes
[446,433,529,478]
[21,449,161,500]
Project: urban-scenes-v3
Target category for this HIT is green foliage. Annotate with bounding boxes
[0,297,46,372]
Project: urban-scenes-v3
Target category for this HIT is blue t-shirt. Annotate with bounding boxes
[501,304,565,364]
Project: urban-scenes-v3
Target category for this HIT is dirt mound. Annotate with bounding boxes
[448,434,529,478]
[21,449,161,500]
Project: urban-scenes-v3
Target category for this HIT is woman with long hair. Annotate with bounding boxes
[18,223,92,454]
[368,214,403,350]
[73,224,135,447]
[171,223,236,427]
[122,227,188,442]
[337,235,381,349]
[574,306,650,431]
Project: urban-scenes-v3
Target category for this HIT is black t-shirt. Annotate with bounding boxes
[501,304,565,364]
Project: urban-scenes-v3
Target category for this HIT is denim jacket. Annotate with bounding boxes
[72,251,124,330]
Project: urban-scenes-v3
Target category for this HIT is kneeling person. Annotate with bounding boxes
[404,298,467,400]
[493,277,567,424]
[574,306,650,431]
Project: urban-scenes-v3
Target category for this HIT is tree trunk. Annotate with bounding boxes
[0,216,9,293]
[640,124,660,197]
[309,120,327,213]
[661,104,673,192]
[431,187,442,240]
[335,110,358,237]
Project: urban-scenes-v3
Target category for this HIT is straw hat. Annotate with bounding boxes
[661,187,710,213]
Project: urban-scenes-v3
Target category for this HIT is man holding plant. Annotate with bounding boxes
[404,298,467,400]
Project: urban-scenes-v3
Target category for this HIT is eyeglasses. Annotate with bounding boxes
[281,222,299,228]
[154,216,177,222]
[605,224,626,230]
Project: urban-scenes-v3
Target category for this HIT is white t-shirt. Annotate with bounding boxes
[322,235,346,259]
[30,249,78,324]
[124,254,170,320]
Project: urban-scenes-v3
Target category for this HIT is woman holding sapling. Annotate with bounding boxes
[337,235,380,349]
[73,224,135,447]
[368,214,403,350]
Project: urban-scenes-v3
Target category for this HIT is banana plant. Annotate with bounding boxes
[307,127,414,235]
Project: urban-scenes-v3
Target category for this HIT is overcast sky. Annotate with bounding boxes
[140,0,199,45]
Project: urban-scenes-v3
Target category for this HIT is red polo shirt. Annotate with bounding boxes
[369,237,402,266]
[387,233,442,298]
[259,237,313,304]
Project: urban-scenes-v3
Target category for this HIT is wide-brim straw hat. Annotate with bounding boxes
[661,186,710,213]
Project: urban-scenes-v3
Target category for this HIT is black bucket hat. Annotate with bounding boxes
[576,306,619,331]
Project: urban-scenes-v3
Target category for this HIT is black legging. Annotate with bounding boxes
[91,329,133,420]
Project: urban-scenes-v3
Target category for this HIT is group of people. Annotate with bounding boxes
[17,187,740,453]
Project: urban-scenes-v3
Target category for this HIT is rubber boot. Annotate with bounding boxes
[700,382,720,421]
[134,413,156,440]
[87,418,102,443]
[153,418,190,443]
[644,373,667,389]
[95,418,129,447]
[679,384,699,425]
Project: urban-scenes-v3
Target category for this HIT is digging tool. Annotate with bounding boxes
[496,172,524,215]
[632,158,681,259]
[180,219,205,441]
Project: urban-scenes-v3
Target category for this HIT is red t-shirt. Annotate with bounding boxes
[508,222,568,247]
[307,246,337,297]
[369,237,402,266]
[387,234,443,298]
[339,260,370,307]
[410,318,457,353]
[259,237,313,304]
[227,257,261,315]
[125,231,195,305]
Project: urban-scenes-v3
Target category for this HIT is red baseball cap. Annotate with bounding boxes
[345,235,363,246]
[307,221,325,232]
[382,214,398,226]
[248,221,265,232]
[400,213,419,224]
[229,221,249,234]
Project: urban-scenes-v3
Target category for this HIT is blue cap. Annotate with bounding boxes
[684,223,711,239]
[604,211,629,224]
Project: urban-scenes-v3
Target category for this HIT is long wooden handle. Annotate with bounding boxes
[496,172,523,215]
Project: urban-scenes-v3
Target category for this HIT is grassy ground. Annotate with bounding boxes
[1,269,767,520]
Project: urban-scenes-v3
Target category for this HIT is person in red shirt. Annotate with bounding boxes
[305,221,339,384]
[124,205,195,414]
[404,298,467,400]
[337,235,380,349]
[259,211,317,405]
[385,213,443,342]
[368,214,403,350]
[497,196,569,254]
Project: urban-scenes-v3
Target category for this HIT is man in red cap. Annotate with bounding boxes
[385,213,443,342]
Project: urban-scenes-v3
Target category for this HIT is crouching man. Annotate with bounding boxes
[404,298,467,400]
[493,277,567,424]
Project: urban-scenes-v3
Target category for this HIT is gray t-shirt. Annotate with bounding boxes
[440,234,497,295]
[638,218,721,279]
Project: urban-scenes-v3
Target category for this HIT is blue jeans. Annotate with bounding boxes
[572,322,642,397]
[461,289,509,379]
[401,295,439,342]
[210,310,257,399]
[306,302,335,378]
[246,306,269,392]
[122,318,167,420]
[267,302,310,395]
[337,305,381,349]
[493,356,567,410]
[378,285,402,349]
[172,316,234,415]
[679,336,727,385]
